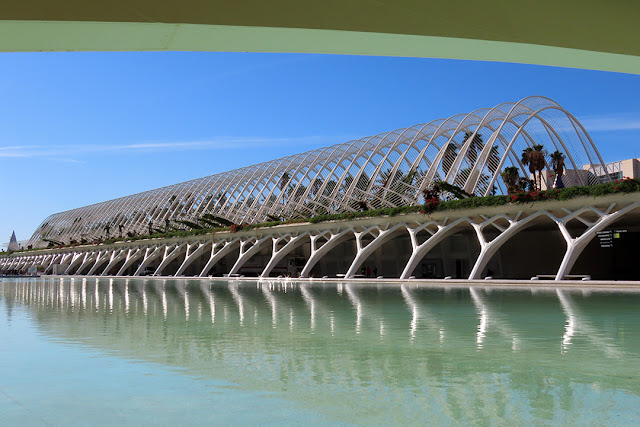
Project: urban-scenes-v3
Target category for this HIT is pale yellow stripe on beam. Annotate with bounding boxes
[1,20,639,75]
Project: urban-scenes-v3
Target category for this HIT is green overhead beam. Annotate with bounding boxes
[1,1,639,74]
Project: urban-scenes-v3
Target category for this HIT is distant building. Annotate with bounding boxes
[7,231,19,251]
[538,158,640,190]
[586,158,640,182]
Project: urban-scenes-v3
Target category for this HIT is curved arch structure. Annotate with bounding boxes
[3,194,639,281]
[1,1,639,74]
[27,96,608,249]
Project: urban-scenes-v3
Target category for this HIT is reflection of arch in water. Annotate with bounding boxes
[470,288,522,351]
[344,283,390,338]
[199,282,216,324]
[400,284,445,343]
[5,279,640,424]
[228,282,245,326]
[261,281,279,327]
[556,289,622,358]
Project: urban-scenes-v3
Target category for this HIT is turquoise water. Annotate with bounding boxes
[1,278,640,425]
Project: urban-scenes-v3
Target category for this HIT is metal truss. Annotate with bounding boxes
[25,96,608,248]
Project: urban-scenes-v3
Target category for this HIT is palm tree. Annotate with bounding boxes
[521,144,547,190]
[442,143,458,175]
[310,178,323,197]
[549,150,566,188]
[486,144,501,194]
[354,172,371,200]
[462,131,484,164]
[501,166,520,194]
[487,145,500,173]
[278,171,291,204]
[375,168,418,207]
[454,167,471,188]
[393,168,418,204]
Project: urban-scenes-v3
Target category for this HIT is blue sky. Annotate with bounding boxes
[1,52,639,249]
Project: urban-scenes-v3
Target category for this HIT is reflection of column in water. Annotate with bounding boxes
[401,284,447,344]
[94,280,99,312]
[135,280,148,316]
[228,283,244,326]
[199,283,215,325]
[556,289,621,358]
[261,281,277,328]
[401,285,419,342]
[300,284,316,331]
[70,279,76,310]
[124,282,130,314]
[153,282,167,320]
[556,290,576,353]
[289,307,294,332]
[345,284,362,335]
[175,281,189,321]
[82,278,87,310]
[471,287,520,352]
[58,277,63,309]
[68,279,74,310]
[108,278,114,313]
[470,288,488,349]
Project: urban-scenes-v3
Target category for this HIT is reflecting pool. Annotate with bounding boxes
[1,278,640,425]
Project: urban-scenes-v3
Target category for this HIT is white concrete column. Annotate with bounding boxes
[44,254,63,274]
[261,233,309,277]
[134,245,169,276]
[229,236,271,275]
[63,252,84,275]
[468,211,547,279]
[116,247,145,276]
[175,241,211,276]
[345,224,404,278]
[555,202,639,280]
[299,229,353,278]
[199,239,240,277]
[105,248,132,276]
[76,251,99,275]
[154,243,188,276]
[400,218,465,279]
[87,250,112,275]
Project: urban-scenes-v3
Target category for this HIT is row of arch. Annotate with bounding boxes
[6,200,638,281]
[27,96,608,248]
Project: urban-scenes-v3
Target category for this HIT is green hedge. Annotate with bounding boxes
[5,178,639,256]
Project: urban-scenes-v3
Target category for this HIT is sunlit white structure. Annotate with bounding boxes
[26,96,607,249]
[5,97,637,282]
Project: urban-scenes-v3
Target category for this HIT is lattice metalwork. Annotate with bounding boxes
[26,96,608,248]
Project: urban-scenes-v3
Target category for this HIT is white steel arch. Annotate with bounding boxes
[26,97,608,248]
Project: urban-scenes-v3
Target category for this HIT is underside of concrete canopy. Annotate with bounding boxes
[1,1,639,74]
